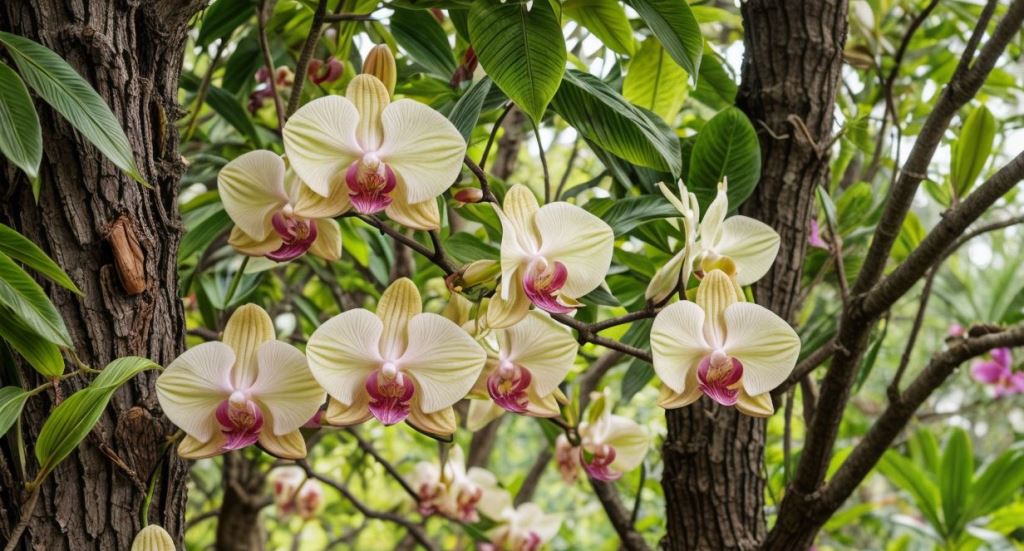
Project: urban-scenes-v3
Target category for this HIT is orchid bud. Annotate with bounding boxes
[308,57,344,85]
[363,45,397,97]
[295,479,325,520]
[555,433,580,484]
[447,259,500,300]
[131,525,175,551]
[453,187,484,205]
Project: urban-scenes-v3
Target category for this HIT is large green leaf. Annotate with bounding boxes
[621,359,654,404]
[878,451,943,531]
[0,223,81,294]
[623,38,688,123]
[0,386,29,438]
[0,60,42,183]
[0,32,146,185]
[938,428,974,535]
[966,448,1024,519]
[445,232,498,264]
[179,208,232,261]
[552,70,681,175]
[583,195,680,236]
[197,0,257,47]
[35,386,110,479]
[91,356,160,389]
[625,0,703,79]
[468,0,566,123]
[687,106,761,211]
[563,0,635,55]
[391,7,458,78]
[692,46,736,108]
[950,105,996,197]
[0,311,64,377]
[448,77,492,141]
[0,251,71,347]
[206,84,262,147]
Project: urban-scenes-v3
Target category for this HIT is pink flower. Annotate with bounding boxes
[948,323,965,338]
[307,58,343,85]
[808,218,829,250]
[554,433,580,484]
[971,348,1024,397]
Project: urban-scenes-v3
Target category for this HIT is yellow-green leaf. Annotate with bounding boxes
[950,105,996,198]
[623,38,688,123]
[564,0,635,55]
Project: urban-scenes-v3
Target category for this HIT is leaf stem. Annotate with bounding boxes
[224,256,250,306]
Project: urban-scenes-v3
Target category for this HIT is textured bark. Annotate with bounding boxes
[215,452,267,551]
[0,0,203,548]
[661,1,848,549]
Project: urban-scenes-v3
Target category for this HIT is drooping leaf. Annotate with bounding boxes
[35,386,110,479]
[445,232,498,264]
[621,359,654,404]
[624,0,703,80]
[391,7,458,78]
[692,45,736,108]
[448,77,492,141]
[0,223,81,294]
[563,0,635,55]
[90,356,160,390]
[623,38,688,124]
[0,60,42,184]
[552,70,681,175]
[206,85,262,147]
[0,251,71,347]
[687,106,761,211]
[468,0,566,123]
[0,32,146,185]
[950,105,996,197]
[583,195,680,236]
[197,0,258,47]
[0,386,29,438]
[0,311,65,377]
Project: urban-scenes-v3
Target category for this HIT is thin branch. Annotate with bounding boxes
[479,102,514,171]
[513,448,553,506]
[322,12,376,22]
[3,485,40,551]
[533,121,552,203]
[463,156,497,203]
[554,137,580,201]
[257,0,286,130]
[589,479,652,551]
[358,215,457,275]
[345,428,419,501]
[287,0,329,118]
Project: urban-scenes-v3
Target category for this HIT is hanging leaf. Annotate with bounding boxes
[0,312,65,377]
[392,7,458,78]
[0,386,30,438]
[623,38,688,123]
[552,70,681,175]
[621,359,654,404]
[692,46,736,108]
[950,105,996,198]
[687,106,761,211]
[0,60,42,184]
[468,0,566,123]
[624,0,703,80]
[563,0,635,55]
[35,387,110,479]
[0,223,81,294]
[448,77,492,141]
[205,85,263,147]
[0,32,146,185]
[583,195,680,236]
[90,356,160,389]
[197,0,257,47]
[0,251,71,347]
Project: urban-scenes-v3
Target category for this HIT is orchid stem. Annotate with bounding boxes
[224,256,250,307]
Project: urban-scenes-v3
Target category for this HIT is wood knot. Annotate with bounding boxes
[105,216,147,295]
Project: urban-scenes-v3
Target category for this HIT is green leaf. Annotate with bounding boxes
[950,105,996,197]
[878,450,944,531]
[0,386,29,438]
[621,359,654,404]
[468,0,566,123]
[552,70,681,175]
[206,85,262,147]
[563,0,635,55]
[623,38,688,123]
[0,223,81,294]
[448,77,492,141]
[938,428,973,535]
[0,60,42,183]
[625,0,703,80]
[197,0,257,47]
[90,356,160,390]
[580,285,619,307]
[0,251,71,347]
[687,106,761,211]
[179,208,232,261]
[966,448,1024,519]
[35,386,111,479]
[392,7,458,78]
[445,232,498,264]
[583,195,680,236]
[0,311,64,377]
[0,32,146,185]
[692,46,736,108]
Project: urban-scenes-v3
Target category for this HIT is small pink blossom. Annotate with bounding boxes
[948,323,965,338]
[971,348,1024,397]
[808,218,829,250]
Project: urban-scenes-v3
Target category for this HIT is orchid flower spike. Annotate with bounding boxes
[219,151,346,262]
[157,305,326,459]
[487,184,614,328]
[466,312,577,430]
[646,179,780,304]
[410,446,490,522]
[283,74,466,230]
[306,278,487,436]
[651,269,801,416]
[475,474,561,551]
[576,390,649,481]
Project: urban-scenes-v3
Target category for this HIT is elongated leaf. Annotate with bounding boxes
[197,0,257,47]
[0,223,80,294]
[0,251,71,347]
[35,386,111,478]
[950,105,996,197]
[552,70,681,175]
[0,311,64,377]
[625,0,703,79]
[623,38,688,123]
[564,0,635,55]
[967,449,1024,519]
[687,106,760,211]
[0,386,29,437]
[445,232,498,264]
[621,359,654,404]
[179,208,232,261]
[878,451,943,531]
[206,84,262,147]
[448,77,492,141]
[91,356,160,389]
[0,32,146,185]
[692,46,735,108]
[392,7,457,78]
[468,0,566,123]
[939,428,973,535]
[583,195,680,236]
[0,60,42,183]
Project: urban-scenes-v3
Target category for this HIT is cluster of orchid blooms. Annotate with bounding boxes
[156,44,803,547]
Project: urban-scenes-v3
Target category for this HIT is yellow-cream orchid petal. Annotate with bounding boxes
[324,396,373,426]
[695,269,743,347]
[406,400,458,436]
[131,525,175,551]
[377,277,422,360]
[249,340,326,435]
[722,302,801,396]
[283,96,363,196]
[499,311,577,397]
[467,398,505,431]
[346,75,389,151]
[290,169,351,219]
[177,433,227,460]
[228,225,283,257]
[155,341,234,442]
[400,313,487,413]
[306,309,385,406]
[651,300,711,393]
[308,218,342,261]
[645,247,688,304]
[699,179,729,245]
[713,216,781,286]
[497,185,542,256]
[486,279,531,329]
[534,202,615,298]
[735,390,775,417]
[219,150,289,241]
[657,381,702,409]
[385,175,441,230]
[378,98,466,204]
[596,414,649,473]
[223,304,276,390]
[258,421,307,460]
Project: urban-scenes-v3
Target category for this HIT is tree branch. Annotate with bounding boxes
[590,479,652,551]
[287,0,328,118]
[257,0,286,130]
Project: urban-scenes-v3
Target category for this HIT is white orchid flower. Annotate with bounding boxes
[487,184,614,328]
[219,151,345,262]
[269,466,324,520]
[409,446,490,522]
[646,179,780,303]
[575,391,650,481]
[651,269,801,417]
[156,305,326,459]
[475,472,562,550]
[283,74,466,230]
[466,312,576,430]
[305,278,486,436]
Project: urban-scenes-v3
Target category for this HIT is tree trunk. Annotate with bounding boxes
[0,0,203,548]
[215,452,268,551]
[661,1,848,549]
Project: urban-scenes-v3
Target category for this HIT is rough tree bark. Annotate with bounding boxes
[661,1,848,549]
[0,0,204,548]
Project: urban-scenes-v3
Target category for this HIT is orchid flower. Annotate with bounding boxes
[487,184,614,328]
[269,466,324,520]
[466,312,577,430]
[651,269,801,417]
[409,446,490,522]
[646,179,780,304]
[219,151,345,262]
[282,74,466,230]
[554,433,580,484]
[131,525,175,551]
[475,475,561,551]
[575,391,650,481]
[971,348,1024,397]
[305,278,486,436]
[156,305,326,459]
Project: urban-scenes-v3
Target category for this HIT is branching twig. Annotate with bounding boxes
[287,0,328,118]
[479,102,514,171]
[257,0,286,130]
[463,156,497,203]
[345,428,419,501]
[589,479,651,551]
